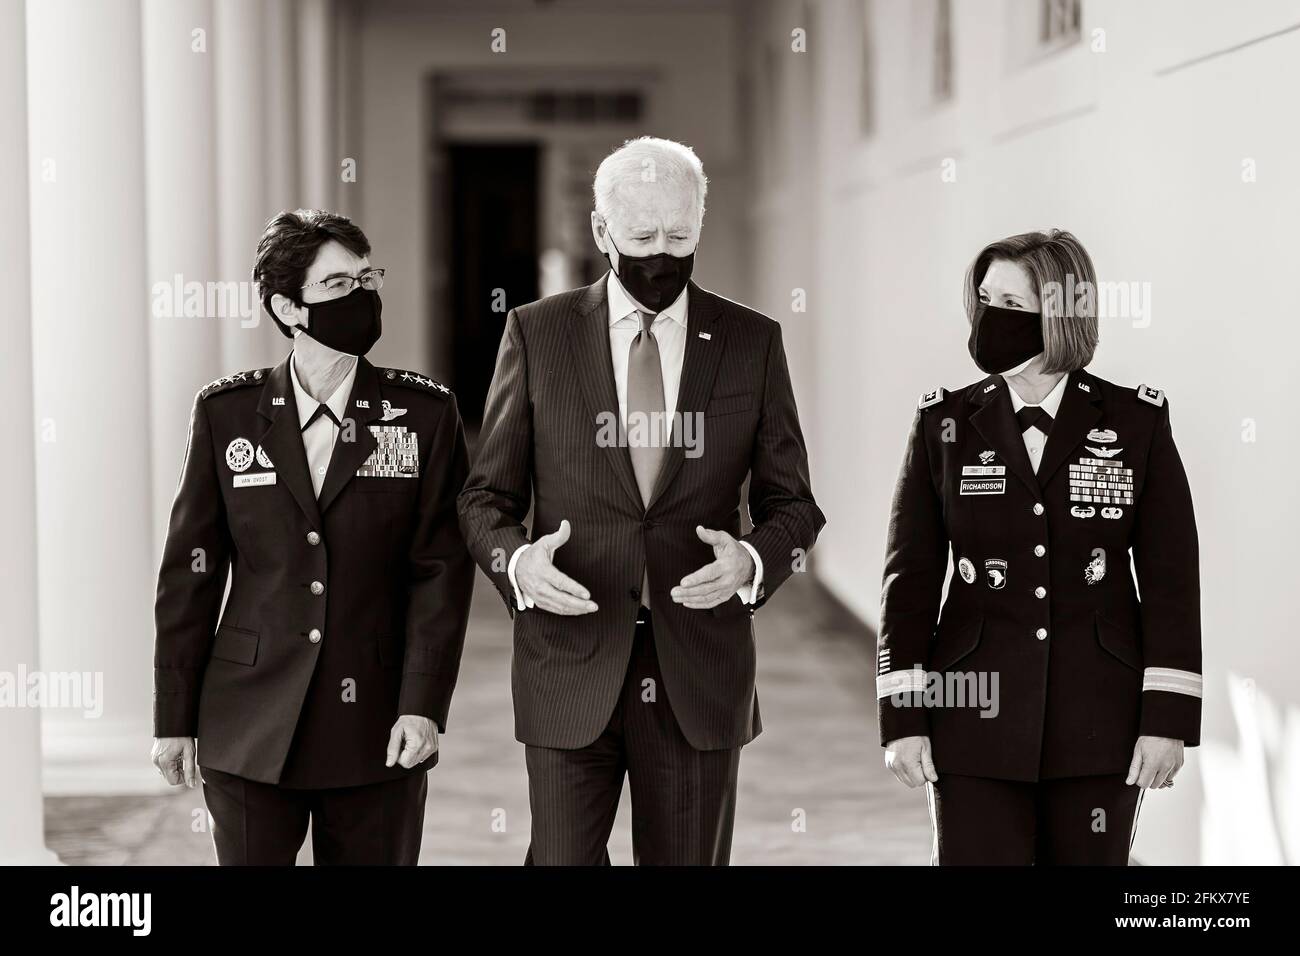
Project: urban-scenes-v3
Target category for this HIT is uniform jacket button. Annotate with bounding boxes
[1034,586,1046,599]
[1035,627,1048,640]
[1034,545,1046,557]
[306,531,321,546]
[310,581,325,596]
[1032,503,1044,516]
[308,628,322,644]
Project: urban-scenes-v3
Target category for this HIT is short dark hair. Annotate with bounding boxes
[963,229,1099,374]
[252,209,372,338]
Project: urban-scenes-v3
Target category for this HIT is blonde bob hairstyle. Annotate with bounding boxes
[963,229,1099,374]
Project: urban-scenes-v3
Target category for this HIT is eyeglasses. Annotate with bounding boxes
[301,268,386,299]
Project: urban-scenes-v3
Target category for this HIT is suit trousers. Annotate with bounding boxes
[200,765,428,865]
[928,772,1143,865]
[523,609,742,865]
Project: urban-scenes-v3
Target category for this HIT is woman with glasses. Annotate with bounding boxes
[151,209,474,865]
[875,229,1202,865]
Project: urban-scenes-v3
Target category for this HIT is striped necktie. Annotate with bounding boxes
[626,309,666,606]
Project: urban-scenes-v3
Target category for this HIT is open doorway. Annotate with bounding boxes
[445,143,540,429]
[425,70,654,430]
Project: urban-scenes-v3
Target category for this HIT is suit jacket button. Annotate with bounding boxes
[310,580,325,596]
[630,588,641,601]
[1034,586,1046,599]
[306,531,321,546]
[1034,545,1046,557]
[308,628,322,644]
[1035,627,1048,640]
[1032,503,1044,516]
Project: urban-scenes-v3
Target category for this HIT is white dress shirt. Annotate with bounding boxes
[507,271,763,610]
[1006,373,1069,474]
[290,353,358,497]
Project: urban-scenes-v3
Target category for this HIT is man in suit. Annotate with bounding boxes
[151,210,474,865]
[458,137,825,865]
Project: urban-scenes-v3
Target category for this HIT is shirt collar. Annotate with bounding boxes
[1006,372,1069,417]
[606,270,689,329]
[289,351,358,429]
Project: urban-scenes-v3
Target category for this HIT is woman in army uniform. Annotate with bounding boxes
[876,230,1202,865]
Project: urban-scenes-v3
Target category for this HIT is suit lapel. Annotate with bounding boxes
[1036,369,1103,487]
[571,277,644,511]
[317,357,382,514]
[646,282,724,511]
[256,356,322,529]
[968,376,1039,497]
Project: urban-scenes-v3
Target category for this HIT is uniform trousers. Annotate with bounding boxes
[201,765,428,865]
[928,772,1143,865]
[523,609,742,866]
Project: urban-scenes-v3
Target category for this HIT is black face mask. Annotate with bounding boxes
[968,302,1044,374]
[299,287,382,357]
[604,236,695,314]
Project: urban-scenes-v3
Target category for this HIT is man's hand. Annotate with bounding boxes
[386,715,439,769]
[516,519,598,615]
[1126,735,1184,789]
[884,735,937,789]
[151,737,197,788]
[670,526,755,609]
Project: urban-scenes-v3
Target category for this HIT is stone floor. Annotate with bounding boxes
[44,574,932,865]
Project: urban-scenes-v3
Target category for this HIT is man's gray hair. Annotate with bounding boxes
[593,136,708,224]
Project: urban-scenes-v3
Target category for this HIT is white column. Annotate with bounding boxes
[333,0,362,220]
[297,0,338,210]
[264,0,301,211]
[143,0,223,552]
[0,0,57,864]
[214,0,280,371]
[27,0,156,792]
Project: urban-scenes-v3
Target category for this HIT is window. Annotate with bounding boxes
[1008,0,1082,66]
[1040,0,1082,49]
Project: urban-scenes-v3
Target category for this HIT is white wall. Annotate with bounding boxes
[745,0,1300,863]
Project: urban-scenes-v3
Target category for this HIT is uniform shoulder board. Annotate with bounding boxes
[199,368,268,400]
[1136,383,1165,407]
[918,386,947,410]
[381,368,453,396]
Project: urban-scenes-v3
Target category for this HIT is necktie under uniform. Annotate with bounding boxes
[1015,406,1054,434]
[627,309,667,604]
[1015,406,1054,476]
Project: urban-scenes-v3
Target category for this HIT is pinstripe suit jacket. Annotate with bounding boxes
[458,278,825,751]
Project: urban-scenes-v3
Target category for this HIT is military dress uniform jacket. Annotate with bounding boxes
[458,279,825,752]
[876,369,1202,781]
[153,356,474,788]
